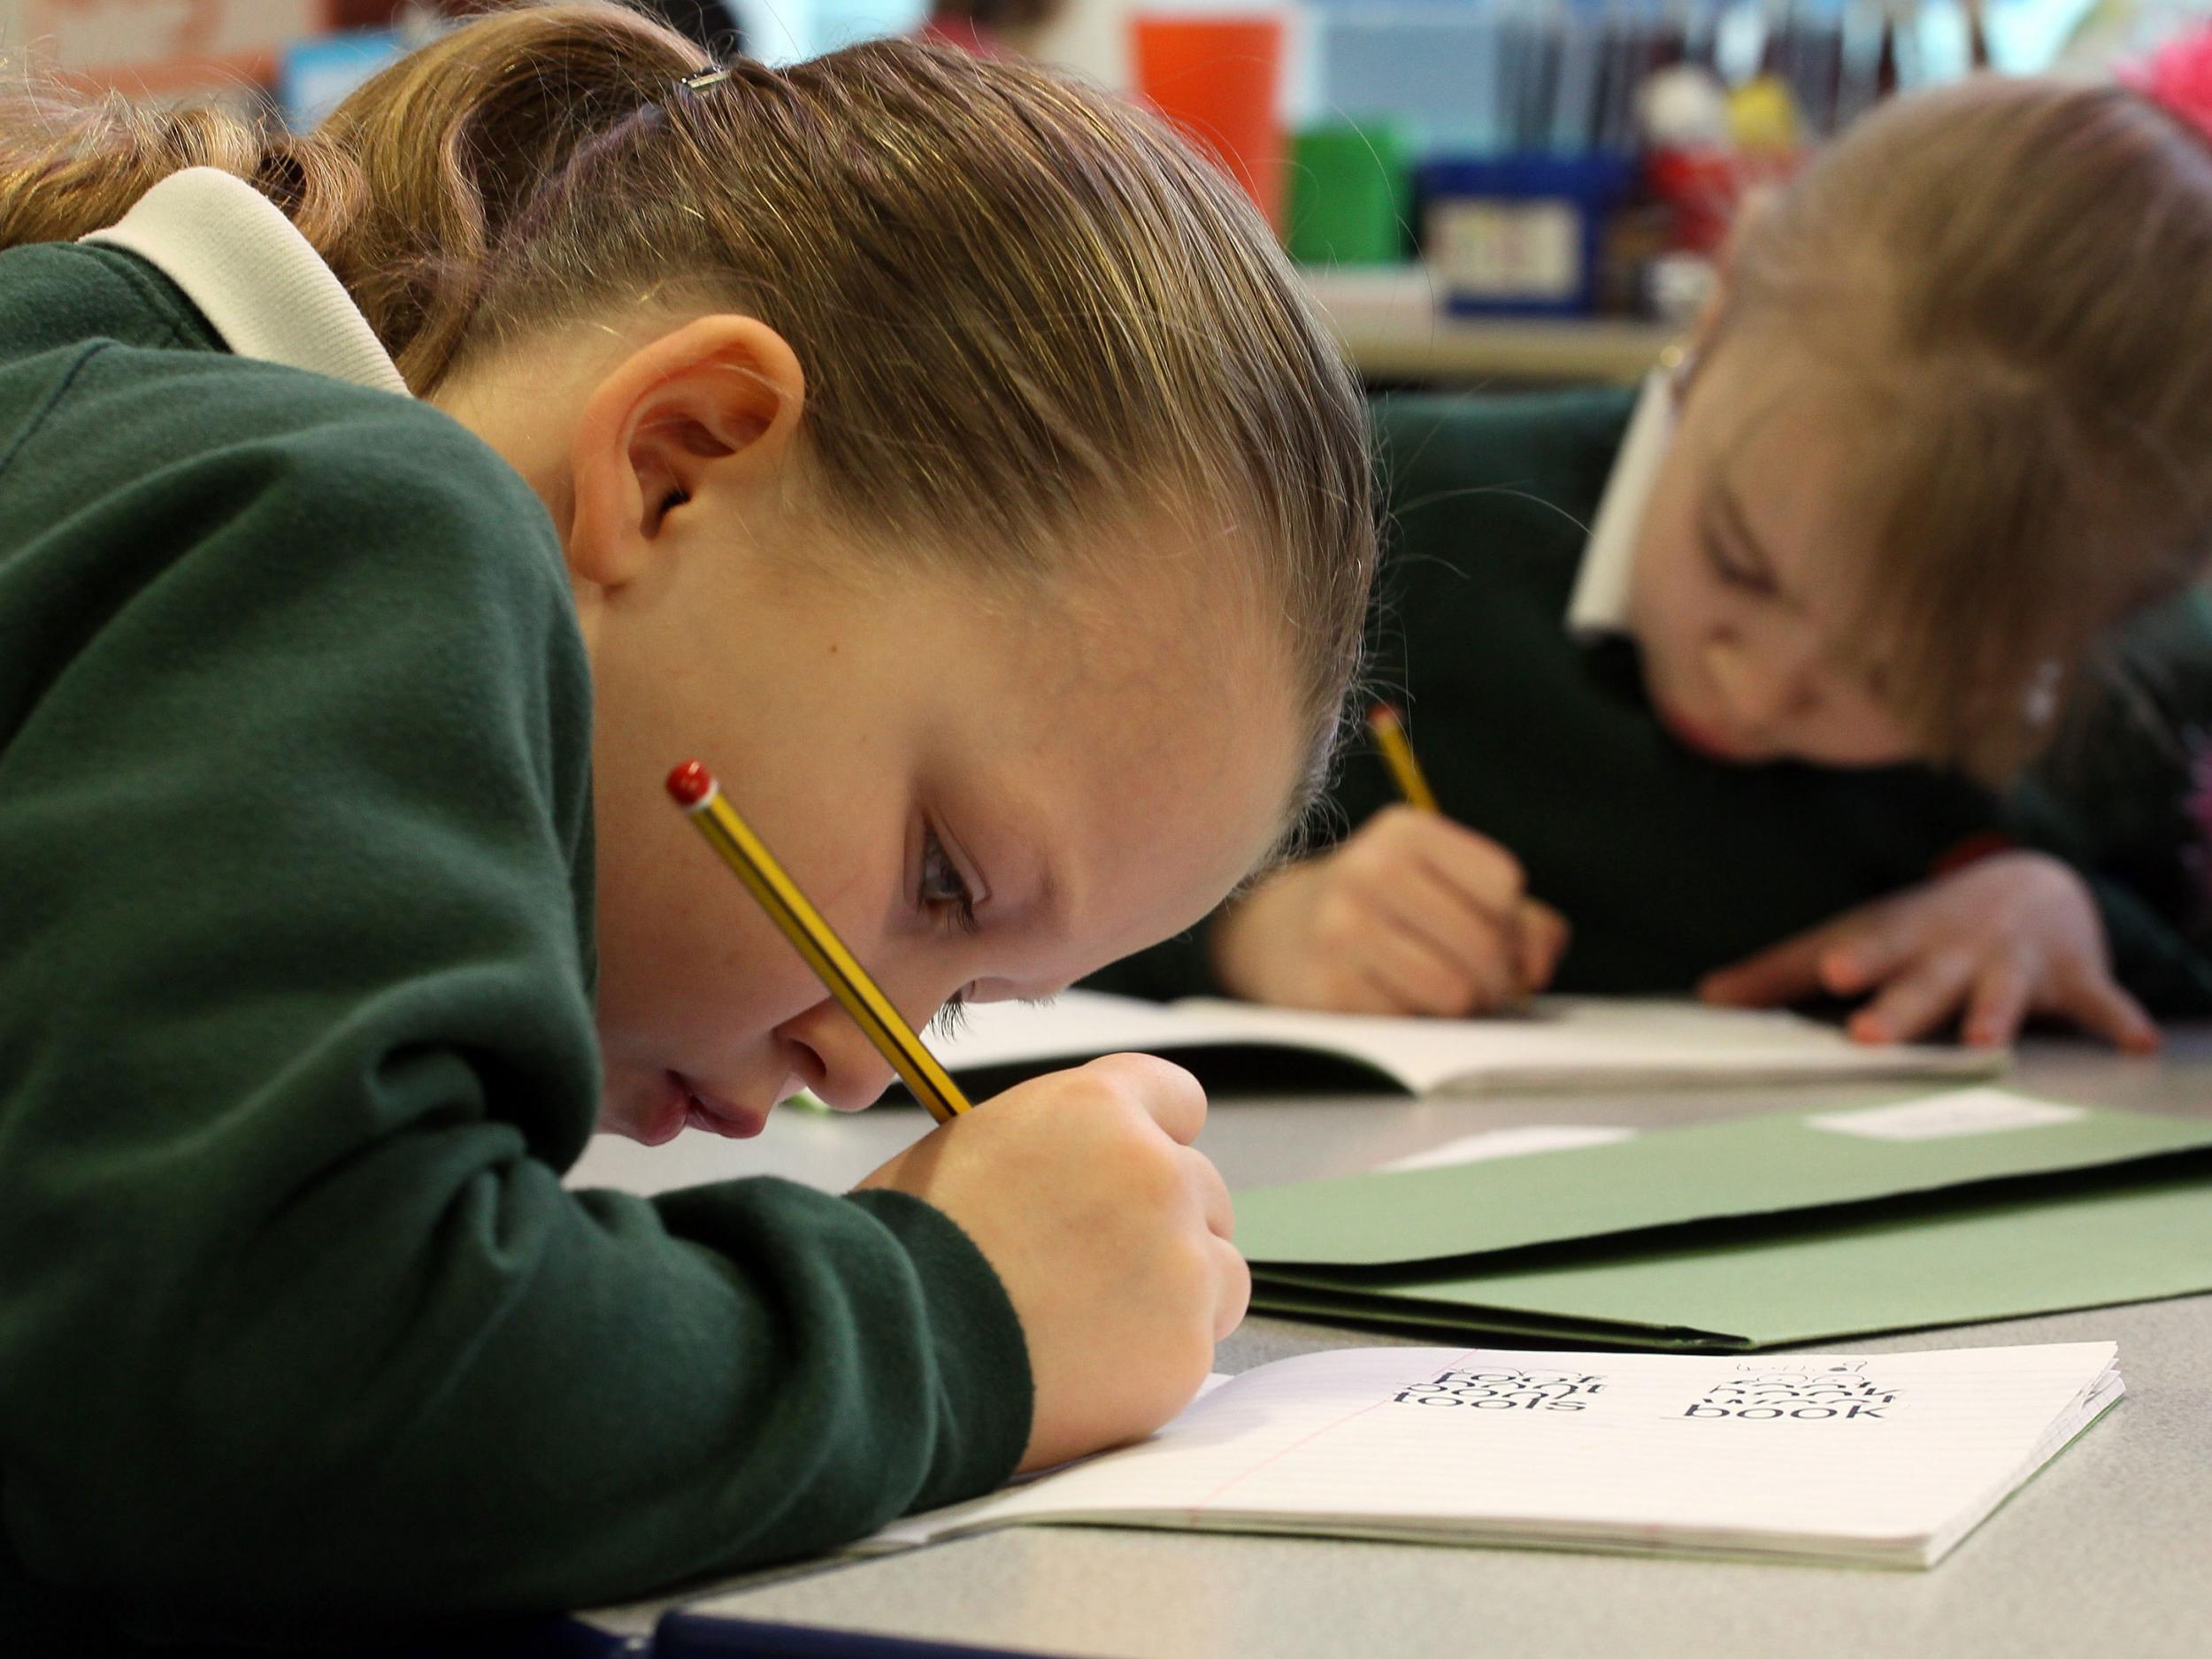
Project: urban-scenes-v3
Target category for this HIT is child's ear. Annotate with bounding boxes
[566,315,807,591]
[1687,268,1732,366]
[1691,188,1776,363]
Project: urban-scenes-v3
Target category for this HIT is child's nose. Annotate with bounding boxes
[783,1014,895,1113]
[1707,632,1821,733]
[780,979,957,1114]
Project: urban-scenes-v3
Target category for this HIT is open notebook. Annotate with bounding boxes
[924,991,2004,1097]
[860,1343,2121,1570]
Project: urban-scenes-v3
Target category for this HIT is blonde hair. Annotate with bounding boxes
[0,2,1372,804]
[1716,76,2212,780]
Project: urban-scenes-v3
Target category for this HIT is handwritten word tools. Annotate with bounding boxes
[851,1342,2123,1569]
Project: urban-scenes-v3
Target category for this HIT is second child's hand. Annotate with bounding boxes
[1208,805,1570,1017]
[1698,851,2160,1053]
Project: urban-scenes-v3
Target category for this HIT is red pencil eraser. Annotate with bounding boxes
[666,760,714,807]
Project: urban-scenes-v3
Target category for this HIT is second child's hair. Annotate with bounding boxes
[1721,75,2212,780]
[0,1,1373,809]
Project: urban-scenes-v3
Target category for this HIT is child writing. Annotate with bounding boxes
[1095,76,2212,1052]
[0,4,1375,1648]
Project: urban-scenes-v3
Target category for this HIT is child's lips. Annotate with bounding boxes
[1655,698,1754,763]
[633,1071,765,1145]
[670,1071,766,1141]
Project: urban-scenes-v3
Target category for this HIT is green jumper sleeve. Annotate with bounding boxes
[0,385,1030,1640]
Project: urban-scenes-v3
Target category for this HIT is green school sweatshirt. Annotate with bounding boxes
[0,241,1030,1652]
[1091,388,2212,1013]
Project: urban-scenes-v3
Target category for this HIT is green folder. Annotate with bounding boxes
[1236,1094,2212,1350]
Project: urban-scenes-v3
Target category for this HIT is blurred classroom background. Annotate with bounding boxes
[6,0,2209,384]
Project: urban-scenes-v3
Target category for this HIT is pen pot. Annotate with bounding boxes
[1288,121,1411,266]
[1131,10,1288,232]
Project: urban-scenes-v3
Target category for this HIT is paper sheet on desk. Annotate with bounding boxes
[1379,1125,1638,1171]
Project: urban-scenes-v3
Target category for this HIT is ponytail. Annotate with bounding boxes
[311,5,702,388]
[0,88,342,258]
[0,4,704,391]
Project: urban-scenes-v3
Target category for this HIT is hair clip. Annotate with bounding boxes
[680,66,733,93]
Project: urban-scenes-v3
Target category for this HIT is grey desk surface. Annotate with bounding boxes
[575,1032,2212,1657]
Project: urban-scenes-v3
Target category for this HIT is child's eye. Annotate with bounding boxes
[1700,490,1779,596]
[1702,531,1778,596]
[919,826,980,936]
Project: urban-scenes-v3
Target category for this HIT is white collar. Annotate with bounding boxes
[1565,370,1676,639]
[80,167,410,397]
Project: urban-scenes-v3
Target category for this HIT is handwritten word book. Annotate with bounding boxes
[861,1343,2120,1569]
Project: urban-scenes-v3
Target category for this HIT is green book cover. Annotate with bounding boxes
[1252,1167,2212,1349]
[1235,1091,2212,1270]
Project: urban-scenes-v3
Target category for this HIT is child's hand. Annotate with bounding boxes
[1208,806,1569,1016]
[853,1054,1247,1473]
[1699,852,2160,1052]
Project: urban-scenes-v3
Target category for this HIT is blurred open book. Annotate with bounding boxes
[924,990,2005,1097]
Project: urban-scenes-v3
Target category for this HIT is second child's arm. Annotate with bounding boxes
[1698,852,2160,1050]
[1703,591,2212,1050]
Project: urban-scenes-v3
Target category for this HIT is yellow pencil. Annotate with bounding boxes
[665,759,972,1124]
[1366,703,1439,813]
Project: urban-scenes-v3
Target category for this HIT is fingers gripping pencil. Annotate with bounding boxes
[1366,703,1539,1010]
[666,760,972,1124]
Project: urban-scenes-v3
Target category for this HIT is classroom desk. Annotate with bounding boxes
[575,1029,2212,1659]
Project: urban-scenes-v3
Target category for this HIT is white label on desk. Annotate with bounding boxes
[1807,1088,2085,1142]
[1379,1124,1636,1172]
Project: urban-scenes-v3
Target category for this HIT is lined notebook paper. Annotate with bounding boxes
[869,1343,2120,1569]
[925,991,2003,1096]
